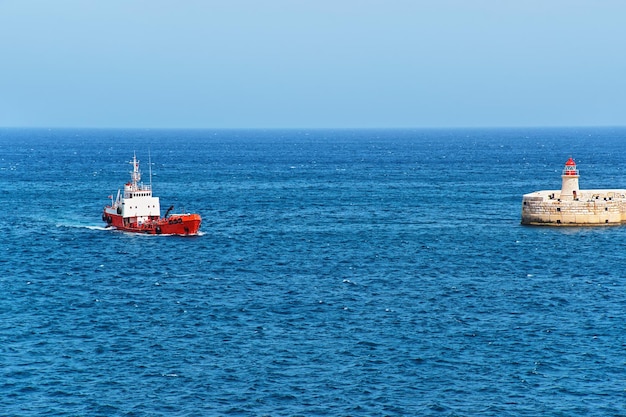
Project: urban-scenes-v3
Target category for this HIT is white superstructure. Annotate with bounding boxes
[105,154,161,224]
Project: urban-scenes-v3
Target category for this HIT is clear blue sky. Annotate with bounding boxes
[1,0,624,128]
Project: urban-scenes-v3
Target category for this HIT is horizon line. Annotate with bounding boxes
[1,125,625,131]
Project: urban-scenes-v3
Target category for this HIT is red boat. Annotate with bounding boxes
[102,154,201,235]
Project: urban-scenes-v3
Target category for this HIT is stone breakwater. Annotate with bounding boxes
[522,189,626,226]
[521,157,626,226]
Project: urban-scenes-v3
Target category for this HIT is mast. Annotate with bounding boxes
[130,152,141,190]
[148,150,153,190]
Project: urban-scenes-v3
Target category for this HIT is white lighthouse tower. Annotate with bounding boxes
[560,157,580,200]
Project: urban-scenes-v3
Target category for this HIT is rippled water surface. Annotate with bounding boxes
[1,128,625,416]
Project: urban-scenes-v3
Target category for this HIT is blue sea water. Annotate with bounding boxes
[1,127,625,416]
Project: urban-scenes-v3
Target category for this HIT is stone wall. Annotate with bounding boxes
[521,196,624,226]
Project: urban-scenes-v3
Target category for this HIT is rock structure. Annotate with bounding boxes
[521,158,626,226]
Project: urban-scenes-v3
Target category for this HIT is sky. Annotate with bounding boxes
[0,0,625,129]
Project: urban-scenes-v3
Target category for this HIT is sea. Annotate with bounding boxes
[1,127,625,416]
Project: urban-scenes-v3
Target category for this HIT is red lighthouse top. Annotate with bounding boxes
[562,157,579,176]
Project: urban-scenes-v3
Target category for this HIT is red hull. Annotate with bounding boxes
[102,210,201,236]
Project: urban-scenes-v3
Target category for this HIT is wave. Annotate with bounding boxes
[55,223,110,231]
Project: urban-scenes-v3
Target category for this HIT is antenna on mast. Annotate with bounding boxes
[148,149,153,189]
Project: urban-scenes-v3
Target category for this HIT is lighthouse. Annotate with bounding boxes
[560,157,580,200]
[522,157,626,226]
